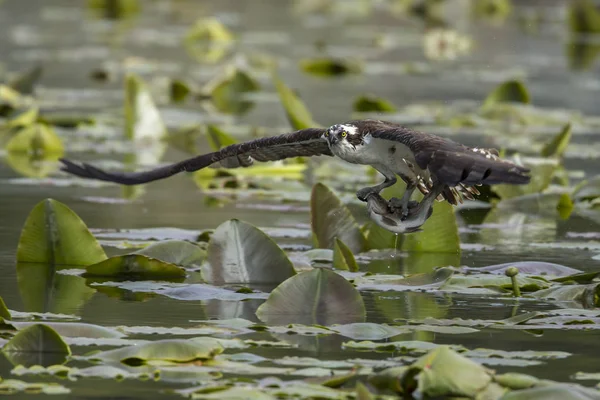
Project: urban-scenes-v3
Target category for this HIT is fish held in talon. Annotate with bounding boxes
[366,193,434,234]
[59,119,530,219]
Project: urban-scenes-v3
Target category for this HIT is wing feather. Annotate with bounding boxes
[59,128,330,185]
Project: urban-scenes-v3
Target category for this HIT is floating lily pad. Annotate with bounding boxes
[2,324,70,367]
[332,238,359,272]
[482,80,530,108]
[124,73,167,142]
[501,384,600,400]
[17,199,106,265]
[256,268,366,325]
[86,338,223,365]
[353,95,397,113]
[84,254,186,279]
[541,122,572,158]
[573,175,600,202]
[88,0,140,20]
[205,219,295,284]
[0,379,70,395]
[273,75,320,130]
[472,261,581,277]
[0,297,10,320]
[331,323,408,340]
[134,240,206,269]
[311,183,367,253]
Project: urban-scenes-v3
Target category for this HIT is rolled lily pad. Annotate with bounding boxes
[5,123,64,155]
[205,219,295,284]
[482,79,530,108]
[2,324,70,367]
[403,346,493,397]
[401,202,460,254]
[311,183,367,253]
[134,240,206,269]
[353,95,397,113]
[0,296,10,320]
[332,238,359,272]
[84,254,186,279]
[204,66,259,114]
[300,58,363,77]
[273,75,320,130]
[256,268,366,325]
[124,73,167,142]
[17,199,106,265]
[86,338,224,365]
[541,122,572,158]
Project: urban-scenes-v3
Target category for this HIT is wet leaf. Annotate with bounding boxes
[187,387,275,400]
[8,65,42,95]
[5,123,64,155]
[541,122,572,158]
[206,124,237,151]
[13,322,124,339]
[332,238,359,272]
[472,261,581,277]
[0,297,11,320]
[300,58,363,77]
[135,240,206,269]
[6,107,39,128]
[17,262,95,314]
[273,74,321,130]
[311,183,367,253]
[494,373,540,390]
[501,384,600,400]
[441,274,550,293]
[401,202,460,254]
[343,340,447,353]
[205,219,295,284]
[353,95,397,113]
[256,268,366,325]
[363,221,398,250]
[124,73,167,142]
[2,324,70,366]
[86,338,223,365]
[568,0,600,34]
[185,17,234,43]
[531,283,600,307]
[84,254,186,279]
[404,346,493,397]
[0,380,70,395]
[17,198,106,265]
[482,79,530,108]
[204,66,259,114]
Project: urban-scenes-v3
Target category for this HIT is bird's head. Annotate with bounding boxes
[324,123,361,149]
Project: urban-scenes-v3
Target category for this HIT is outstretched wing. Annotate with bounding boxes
[357,120,530,187]
[59,127,330,185]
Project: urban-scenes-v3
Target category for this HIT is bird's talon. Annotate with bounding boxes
[356,189,376,202]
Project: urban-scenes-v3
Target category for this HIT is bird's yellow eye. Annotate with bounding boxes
[325,131,329,137]
[341,131,347,138]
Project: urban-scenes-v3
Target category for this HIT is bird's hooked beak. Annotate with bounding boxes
[329,134,339,145]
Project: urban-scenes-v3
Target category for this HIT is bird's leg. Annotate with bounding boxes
[356,175,397,202]
[388,182,417,219]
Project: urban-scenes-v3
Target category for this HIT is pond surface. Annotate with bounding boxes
[1,0,600,399]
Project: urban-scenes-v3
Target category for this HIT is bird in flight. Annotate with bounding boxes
[59,119,530,218]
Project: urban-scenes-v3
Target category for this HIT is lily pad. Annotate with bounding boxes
[573,175,600,202]
[5,123,64,155]
[16,198,106,265]
[493,158,558,199]
[0,297,11,320]
[124,73,167,142]
[332,238,359,272]
[84,254,186,279]
[353,95,397,113]
[331,323,408,340]
[482,79,531,108]
[273,74,320,130]
[205,219,295,284]
[134,240,206,269]
[2,324,70,367]
[401,202,460,254]
[170,79,192,103]
[256,268,366,325]
[86,338,223,365]
[311,183,367,253]
[541,122,572,158]
[0,379,70,395]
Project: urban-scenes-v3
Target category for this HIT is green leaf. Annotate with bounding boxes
[206,124,237,151]
[12,322,123,339]
[0,380,70,395]
[363,221,398,250]
[17,199,107,265]
[310,183,367,253]
[8,65,43,94]
[573,175,600,202]
[124,73,167,141]
[184,388,275,400]
[482,79,530,108]
[204,66,259,114]
[531,283,600,307]
[494,373,539,390]
[568,0,600,34]
[401,202,460,253]
[134,240,206,268]
[353,95,397,113]
[5,123,64,155]
[6,107,39,128]
[405,346,492,397]
[501,384,600,400]
[332,238,359,272]
[86,338,223,365]
[84,254,186,279]
[88,0,140,20]
[300,58,363,77]
[2,324,71,367]
[273,74,321,130]
[0,297,10,320]
[170,79,192,103]
[185,17,234,43]
[256,268,366,325]
[541,122,572,158]
[205,219,296,284]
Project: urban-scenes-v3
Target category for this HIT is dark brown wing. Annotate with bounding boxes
[59,128,330,185]
[358,120,530,187]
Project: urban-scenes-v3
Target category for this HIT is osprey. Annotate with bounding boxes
[59,119,530,217]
